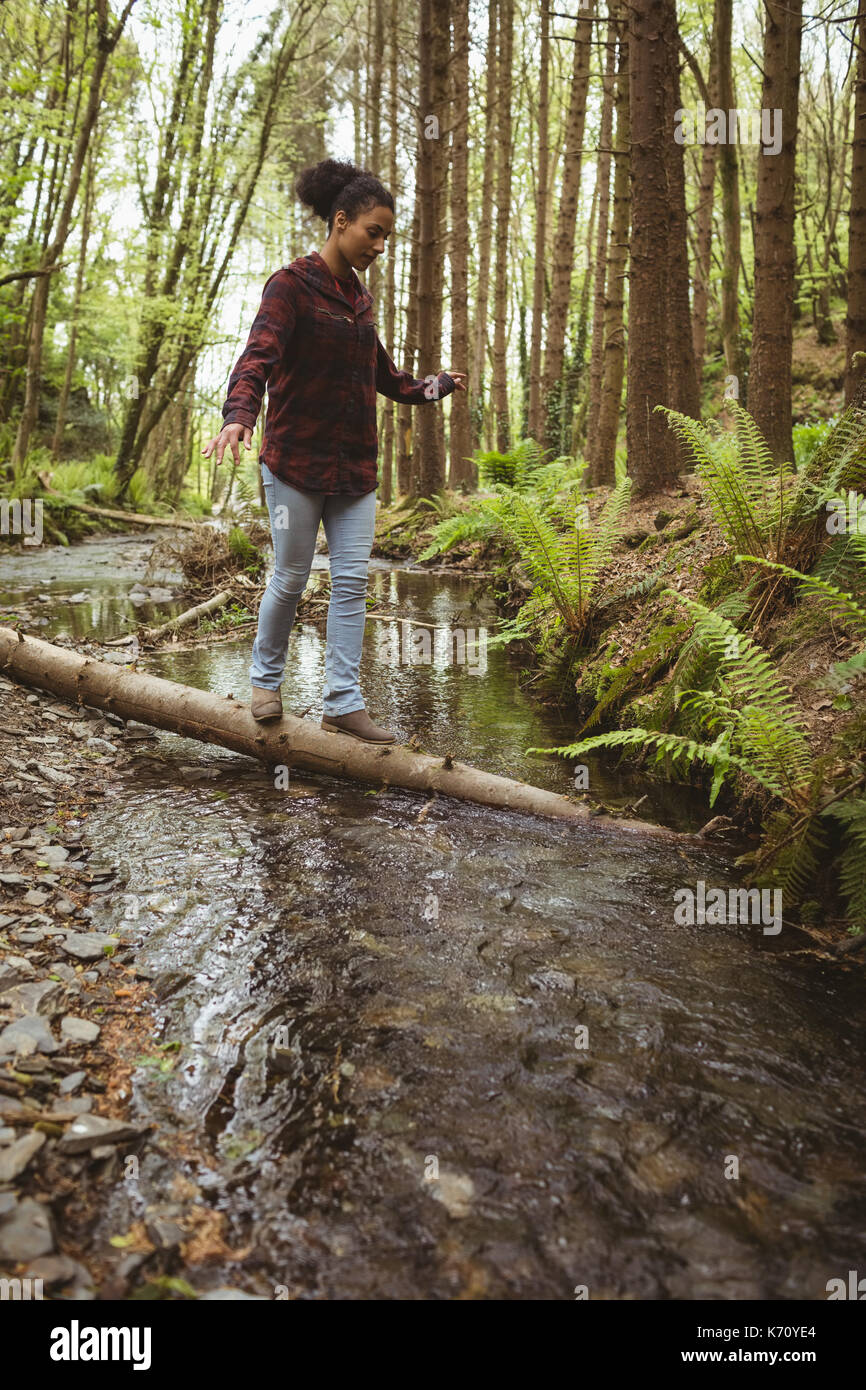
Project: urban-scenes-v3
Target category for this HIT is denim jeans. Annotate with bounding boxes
[250,463,377,716]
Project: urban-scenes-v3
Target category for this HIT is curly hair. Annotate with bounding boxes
[295,158,394,235]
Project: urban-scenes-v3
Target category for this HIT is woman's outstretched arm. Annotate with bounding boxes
[222,270,297,432]
[375,333,465,404]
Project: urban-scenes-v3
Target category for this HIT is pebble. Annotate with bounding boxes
[429,1171,475,1219]
[0,1130,46,1182]
[24,1253,80,1287]
[58,1113,146,1154]
[0,1196,55,1260]
[0,979,63,1017]
[61,1015,100,1043]
[0,954,37,987]
[23,888,50,906]
[60,932,120,961]
[58,1070,87,1094]
[0,1014,59,1054]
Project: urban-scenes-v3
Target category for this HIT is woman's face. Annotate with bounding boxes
[335,204,394,271]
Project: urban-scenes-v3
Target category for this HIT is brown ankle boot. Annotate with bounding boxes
[250,685,283,722]
[321,707,396,744]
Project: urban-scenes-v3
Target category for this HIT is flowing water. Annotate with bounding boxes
[2,534,865,1299]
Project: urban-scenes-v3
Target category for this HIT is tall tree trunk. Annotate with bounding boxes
[748,0,803,463]
[543,2,595,457]
[448,0,473,488]
[717,0,742,396]
[662,0,700,422]
[691,0,721,384]
[847,3,866,403]
[414,0,444,497]
[528,0,551,443]
[380,0,399,505]
[627,0,678,494]
[431,0,452,472]
[594,23,629,485]
[586,9,617,474]
[51,143,97,459]
[492,0,514,453]
[12,0,137,470]
[470,0,498,455]
[398,202,419,495]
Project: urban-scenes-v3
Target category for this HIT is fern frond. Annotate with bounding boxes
[662,588,813,798]
[734,554,866,636]
[525,726,786,797]
[821,795,866,928]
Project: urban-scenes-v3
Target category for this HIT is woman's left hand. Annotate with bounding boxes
[443,369,468,391]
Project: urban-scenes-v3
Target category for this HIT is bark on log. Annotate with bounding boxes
[0,627,680,836]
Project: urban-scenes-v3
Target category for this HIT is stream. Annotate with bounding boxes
[2,532,865,1299]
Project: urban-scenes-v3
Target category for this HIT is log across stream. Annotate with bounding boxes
[0,626,682,838]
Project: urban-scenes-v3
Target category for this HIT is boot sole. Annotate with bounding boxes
[321,721,396,744]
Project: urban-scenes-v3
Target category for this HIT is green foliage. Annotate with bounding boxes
[656,400,796,559]
[227,526,264,577]
[734,554,866,637]
[532,589,813,807]
[577,619,689,734]
[484,472,632,640]
[475,436,554,489]
[792,417,835,472]
[822,795,866,930]
[416,502,501,561]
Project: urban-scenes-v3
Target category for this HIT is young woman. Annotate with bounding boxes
[202,159,466,744]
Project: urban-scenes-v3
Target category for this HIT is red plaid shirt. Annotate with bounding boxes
[221,250,456,495]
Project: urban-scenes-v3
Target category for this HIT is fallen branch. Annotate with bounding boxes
[0,627,681,836]
[37,474,199,530]
[143,589,234,641]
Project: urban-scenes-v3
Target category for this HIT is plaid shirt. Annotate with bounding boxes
[221,250,456,495]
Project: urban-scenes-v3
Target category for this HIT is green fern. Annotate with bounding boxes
[476,437,553,490]
[821,796,866,929]
[526,725,784,802]
[485,473,632,635]
[656,401,795,558]
[416,504,500,561]
[528,589,812,807]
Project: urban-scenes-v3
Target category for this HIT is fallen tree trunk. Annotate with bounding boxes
[37,475,198,530]
[0,627,679,835]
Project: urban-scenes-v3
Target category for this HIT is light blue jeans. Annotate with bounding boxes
[250,463,377,716]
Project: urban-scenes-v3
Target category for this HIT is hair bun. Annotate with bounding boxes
[294,158,394,234]
[295,158,364,223]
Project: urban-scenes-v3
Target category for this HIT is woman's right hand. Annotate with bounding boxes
[201,422,252,467]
